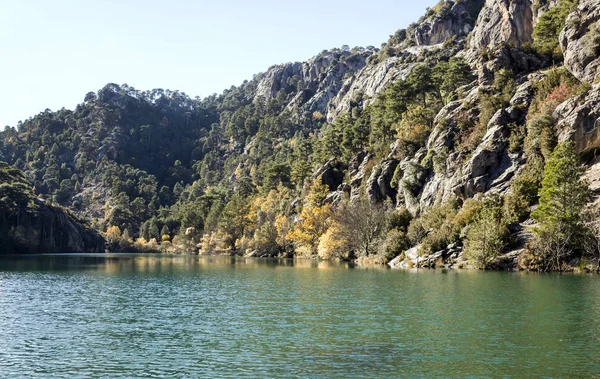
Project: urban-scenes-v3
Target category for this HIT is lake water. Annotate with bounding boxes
[0,254,599,378]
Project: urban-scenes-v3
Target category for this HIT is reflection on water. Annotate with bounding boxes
[0,254,599,378]
[0,254,367,274]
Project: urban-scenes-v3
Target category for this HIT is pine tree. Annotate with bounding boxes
[531,141,591,269]
[532,141,590,235]
[464,205,508,269]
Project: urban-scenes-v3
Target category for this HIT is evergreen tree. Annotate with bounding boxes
[531,141,591,270]
[464,203,508,269]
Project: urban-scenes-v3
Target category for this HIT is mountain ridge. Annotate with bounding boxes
[2,0,600,271]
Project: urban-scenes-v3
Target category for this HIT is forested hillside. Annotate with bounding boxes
[2,0,600,270]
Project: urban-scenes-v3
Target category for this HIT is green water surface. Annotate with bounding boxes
[0,254,599,378]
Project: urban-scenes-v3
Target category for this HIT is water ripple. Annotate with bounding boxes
[0,255,599,378]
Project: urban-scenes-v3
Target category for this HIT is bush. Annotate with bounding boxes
[380,228,411,262]
[387,208,413,232]
[407,201,461,255]
[408,217,427,245]
[508,123,526,154]
[503,173,540,223]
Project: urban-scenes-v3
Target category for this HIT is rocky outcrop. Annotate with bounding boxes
[349,153,374,202]
[414,1,480,46]
[366,159,399,203]
[35,202,105,253]
[469,0,534,51]
[388,243,467,269]
[313,158,345,191]
[327,59,417,121]
[453,107,524,198]
[462,0,542,80]
[477,47,548,84]
[555,85,600,153]
[560,0,600,84]
[1,200,105,254]
[253,48,374,117]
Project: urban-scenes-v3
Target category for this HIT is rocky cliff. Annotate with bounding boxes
[287,0,600,216]
[1,0,599,267]
[0,162,105,254]
[560,0,600,84]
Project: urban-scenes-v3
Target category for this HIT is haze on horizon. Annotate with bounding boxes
[0,0,439,129]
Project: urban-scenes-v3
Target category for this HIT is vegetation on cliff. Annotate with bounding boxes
[1,0,599,270]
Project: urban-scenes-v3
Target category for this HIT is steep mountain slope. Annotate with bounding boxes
[1,0,599,269]
[0,162,104,254]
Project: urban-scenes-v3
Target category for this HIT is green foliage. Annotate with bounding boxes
[532,141,590,237]
[387,208,413,232]
[408,201,459,254]
[481,69,515,126]
[524,68,588,176]
[380,228,411,262]
[435,57,476,103]
[503,174,540,223]
[464,200,509,269]
[0,162,37,220]
[530,141,591,270]
[532,0,578,61]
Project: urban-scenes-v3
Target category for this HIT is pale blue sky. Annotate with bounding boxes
[0,0,438,128]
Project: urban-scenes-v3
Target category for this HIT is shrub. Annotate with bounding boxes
[408,201,462,254]
[584,21,600,57]
[508,123,526,154]
[408,217,427,245]
[388,208,413,232]
[379,228,411,262]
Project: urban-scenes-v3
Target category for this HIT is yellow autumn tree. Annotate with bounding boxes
[105,225,121,244]
[317,223,348,260]
[245,187,294,256]
[287,203,332,257]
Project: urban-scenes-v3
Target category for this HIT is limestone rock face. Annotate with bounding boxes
[454,106,526,198]
[247,2,485,124]
[414,1,478,46]
[37,203,105,253]
[349,153,374,203]
[327,59,417,122]
[313,158,345,191]
[560,0,600,84]
[2,200,105,254]
[253,48,374,117]
[477,47,548,85]
[469,0,534,51]
[365,159,399,203]
[555,85,600,153]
